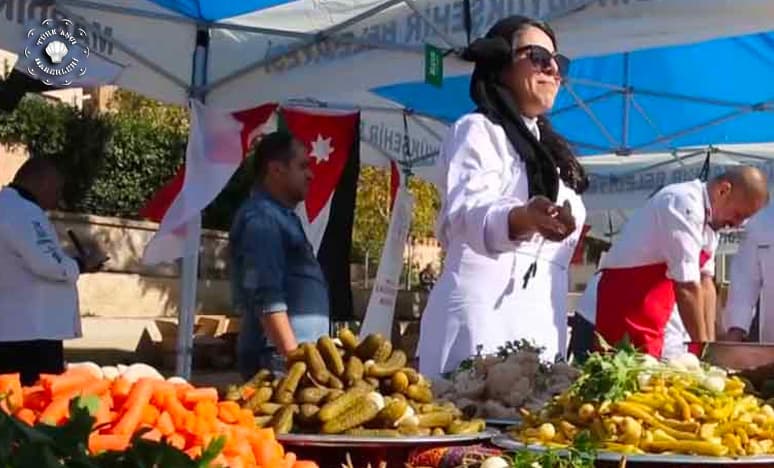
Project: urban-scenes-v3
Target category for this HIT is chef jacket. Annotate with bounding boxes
[724,202,774,342]
[0,186,81,341]
[577,180,716,337]
[418,113,586,377]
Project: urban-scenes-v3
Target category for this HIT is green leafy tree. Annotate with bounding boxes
[351,165,440,271]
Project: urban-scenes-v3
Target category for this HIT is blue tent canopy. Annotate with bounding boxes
[374,31,774,156]
[148,0,295,21]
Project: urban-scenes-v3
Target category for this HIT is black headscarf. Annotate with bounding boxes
[462,16,588,200]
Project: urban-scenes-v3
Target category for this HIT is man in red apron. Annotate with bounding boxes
[571,167,768,358]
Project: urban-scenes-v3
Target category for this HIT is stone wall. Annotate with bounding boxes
[50,211,233,318]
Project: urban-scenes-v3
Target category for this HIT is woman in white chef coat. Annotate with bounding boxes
[418,16,588,378]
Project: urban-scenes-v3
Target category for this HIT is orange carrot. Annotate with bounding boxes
[166,432,186,451]
[182,387,218,406]
[111,378,155,435]
[224,456,245,468]
[241,386,256,400]
[41,370,96,398]
[140,428,162,442]
[217,401,240,424]
[194,400,218,421]
[0,374,22,410]
[111,377,132,405]
[94,395,113,427]
[163,394,191,429]
[88,433,130,454]
[77,379,111,398]
[156,411,175,436]
[237,408,254,427]
[292,462,319,468]
[39,397,70,425]
[184,446,203,459]
[140,404,160,426]
[15,408,36,426]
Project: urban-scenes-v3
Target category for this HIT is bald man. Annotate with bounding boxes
[571,167,768,359]
[0,158,105,384]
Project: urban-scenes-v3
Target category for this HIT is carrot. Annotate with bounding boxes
[0,374,22,410]
[224,456,245,468]
[184,446,202,459]
[156,411,176,436]
[194,400,218,421]
[77,379,111,398]
[15,408,36,426]
[292,462,319,468]
[241,386,256,400]
[94,395,113,427]
[163,394,191,429]
[88,433,130,454]
[254,439,284,466]
[237,408,254,427]
[140,404,160,426]
[140,428,162,442]
[166,432,186,450]
[182,387,218,406]
[39,397,70,425]
[111,377,132,405]
[217,401,240,424]
[41,370,96,398]
[111,378,155,435]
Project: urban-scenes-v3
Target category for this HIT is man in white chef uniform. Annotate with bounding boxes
[571,168,767,360]
[721,201,774,343]
[0,158,105,384]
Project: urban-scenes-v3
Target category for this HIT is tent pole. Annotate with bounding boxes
[176,26,209,380]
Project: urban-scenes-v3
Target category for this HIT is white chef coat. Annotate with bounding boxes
[417,113,586,378]
[0,187,81,341]
[577,180,716,328]
[724,202,774,342]
[662,229,719,359]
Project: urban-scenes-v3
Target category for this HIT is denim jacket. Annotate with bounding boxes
[229,191,329,378]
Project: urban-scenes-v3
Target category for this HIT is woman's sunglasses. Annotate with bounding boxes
[514,45,570,78]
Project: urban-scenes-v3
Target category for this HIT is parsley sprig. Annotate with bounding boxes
[568,337,643,403]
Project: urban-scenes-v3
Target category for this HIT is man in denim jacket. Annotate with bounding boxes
[230,132,330,379]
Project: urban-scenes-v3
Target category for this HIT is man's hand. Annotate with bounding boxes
[260,312,298,355]
[720,327,747,342]
[674,281,707,343]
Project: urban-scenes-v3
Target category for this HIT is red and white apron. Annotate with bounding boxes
[594,250,711,357]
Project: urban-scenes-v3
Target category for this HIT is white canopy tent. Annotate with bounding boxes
[1,0,773,376]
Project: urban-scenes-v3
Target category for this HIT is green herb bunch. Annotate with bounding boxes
[568,338,643,403]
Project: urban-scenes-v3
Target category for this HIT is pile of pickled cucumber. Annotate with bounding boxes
[513,351,774,457]
[226,328,486,437]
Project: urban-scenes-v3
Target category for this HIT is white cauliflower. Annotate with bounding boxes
[431,377,454,397]
[452,369,486,399]
[482,399,519,419]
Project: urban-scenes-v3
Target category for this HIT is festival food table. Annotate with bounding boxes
[2,326,773,468]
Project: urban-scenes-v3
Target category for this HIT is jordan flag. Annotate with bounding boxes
[140,103,360,321]
[280,108,360,322]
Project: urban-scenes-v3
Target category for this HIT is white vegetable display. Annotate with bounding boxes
[65,361,181,383]
[433,344,580,419]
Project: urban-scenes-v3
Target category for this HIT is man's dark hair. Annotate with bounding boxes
[252,131,299,181]
[13,156,61,184]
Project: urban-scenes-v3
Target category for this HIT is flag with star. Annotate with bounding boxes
[279,107,361,321]
[140,102,360,320]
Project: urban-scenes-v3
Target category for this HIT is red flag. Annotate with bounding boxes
[389,161,400,211]
[281,108,359,226]
[138,103,277,223]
